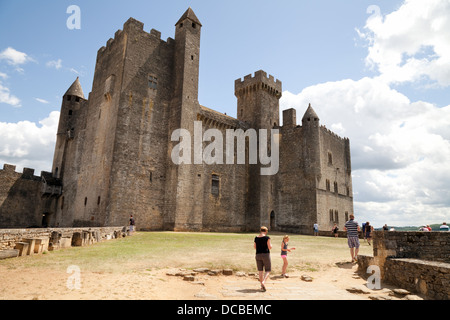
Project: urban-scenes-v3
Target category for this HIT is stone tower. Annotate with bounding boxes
[167,7,204,231]
[52,77,85,180]
[301,104,322,181]
[234,71,282,229]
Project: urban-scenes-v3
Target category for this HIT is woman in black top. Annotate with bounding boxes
[254,226,272,292]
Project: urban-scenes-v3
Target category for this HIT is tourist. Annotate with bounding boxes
[129,215,135,235]
[440,222,450,231]
[426,225,432,231]
[365,222,373,245]
[332,223,339,238]
[313,223,319,236]
[382,224,389,231]
[280,235,295,278]
[344,214,361,263]
[362,222,366,242]
[254,226,272,291]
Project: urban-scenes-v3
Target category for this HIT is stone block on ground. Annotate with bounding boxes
[0,249,19,260]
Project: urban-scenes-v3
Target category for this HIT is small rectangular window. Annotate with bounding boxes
[211,174,219,196]
[148,75,158,90]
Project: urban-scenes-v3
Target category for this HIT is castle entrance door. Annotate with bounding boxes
[270,211,275,231]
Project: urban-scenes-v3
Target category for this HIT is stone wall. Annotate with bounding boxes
[0,227,127,256]
[0,165,48,228]
[384,258,450,300]
[373,230,450,262]
[357,231,450,300]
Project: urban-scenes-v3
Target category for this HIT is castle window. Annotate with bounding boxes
[345,211,349,222]
[75,97,80,102]
[97,196,101,206]
[84,197,88,206]
[334,210,339,223]
[180,23,183,28]
[192,22,196,28]
[329,209,333,222]
[61,196,64,210]
[211,174,220,196]
[326,179,330,191]
[150,171,153,183]
[68,110,73,116]
[148,75,158,90]
[346,187,350,197]
[191,55,194,61]
[328,152,333,165]
[334,182,338,193]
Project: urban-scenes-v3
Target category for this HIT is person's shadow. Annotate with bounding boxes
[236,288,263,293]
[335,261,355,269]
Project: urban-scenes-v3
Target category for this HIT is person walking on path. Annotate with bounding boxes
[332,223,339,238]
[344,214,361,263]
[280,235,295,278]
[365,221,373,245]
[254,226,272,292]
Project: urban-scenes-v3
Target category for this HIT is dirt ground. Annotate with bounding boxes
[0,256,406,300]
[0,232,425,301]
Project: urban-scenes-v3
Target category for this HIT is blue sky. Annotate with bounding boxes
[1,0,450,227]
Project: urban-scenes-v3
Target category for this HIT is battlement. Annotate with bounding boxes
[0,164,62,183]
[235,70,282,99]
[1,164,42,181]
[97,17,175,57]
[320,125,349,142]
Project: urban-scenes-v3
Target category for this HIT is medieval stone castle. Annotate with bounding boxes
[0,8,353,234]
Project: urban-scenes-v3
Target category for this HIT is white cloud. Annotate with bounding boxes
[0,72,7,79]
[0,47,34,66]
[280,76,450,227]
[0,111,59,174]
[358,0,450,86]
[0,82,21,107]
[35,98,49,104]
[46,59,62,70]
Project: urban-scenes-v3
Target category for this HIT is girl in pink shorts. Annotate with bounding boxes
[281,235,295,278]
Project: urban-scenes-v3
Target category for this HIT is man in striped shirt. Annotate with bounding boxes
[344,214,361,263]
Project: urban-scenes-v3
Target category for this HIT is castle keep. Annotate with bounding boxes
[0,8,353,234]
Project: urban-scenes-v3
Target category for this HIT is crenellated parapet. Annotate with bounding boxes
[0,164,62,196]
[235,70,282,99]
[0,164,41,181]
[97,17,175,59]
[320,125,349,142]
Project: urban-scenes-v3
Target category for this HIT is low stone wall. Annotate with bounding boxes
[373,231,450,262]
[0,227,128,258]
[357,231,450,300]
[384,258,450,300]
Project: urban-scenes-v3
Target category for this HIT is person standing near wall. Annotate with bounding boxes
[344,214,361,263]
[440,222,449,231]
[129,215,135,235]
[313,223,319,236]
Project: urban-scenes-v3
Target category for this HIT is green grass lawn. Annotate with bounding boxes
[0,232,373,274]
